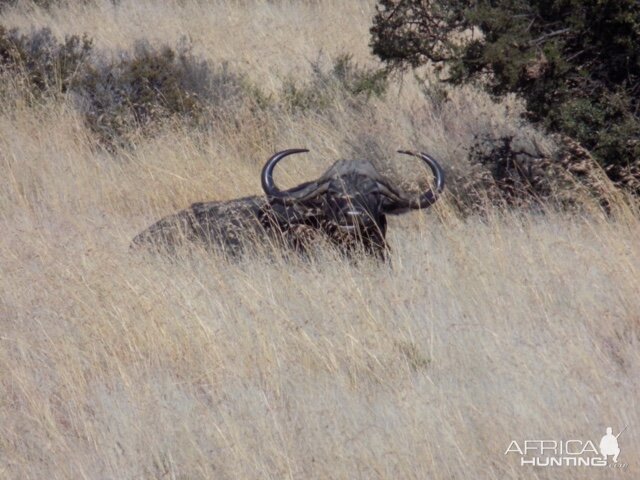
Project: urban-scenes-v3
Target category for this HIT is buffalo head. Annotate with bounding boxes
[261,149,445,257]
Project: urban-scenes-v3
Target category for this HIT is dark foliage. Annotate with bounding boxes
[371,0,640,195]
[74,41,245,147]
[0,26,247,147]
[461,134,611,211]
[0,25,92,93]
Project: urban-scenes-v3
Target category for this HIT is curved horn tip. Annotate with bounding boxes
[261,148,311,200]
[395,149,446,208]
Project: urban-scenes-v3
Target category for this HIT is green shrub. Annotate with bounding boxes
[0,25,92,94]
[331,54,387,98]
[281,54,388,112]
[74,41,243,147]
[0,26,248,147]
[371,0,640,196]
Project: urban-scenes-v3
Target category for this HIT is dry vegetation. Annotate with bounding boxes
[1,1,639,479]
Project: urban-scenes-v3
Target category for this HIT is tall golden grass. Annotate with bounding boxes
[1,1,638,478]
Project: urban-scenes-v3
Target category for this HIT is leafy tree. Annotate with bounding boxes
[371,0,640,193]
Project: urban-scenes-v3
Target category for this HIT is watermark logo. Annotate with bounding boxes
[505,426,629,468]
[599,426,625,463]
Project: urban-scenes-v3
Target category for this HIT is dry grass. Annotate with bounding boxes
[1,1,639,479]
